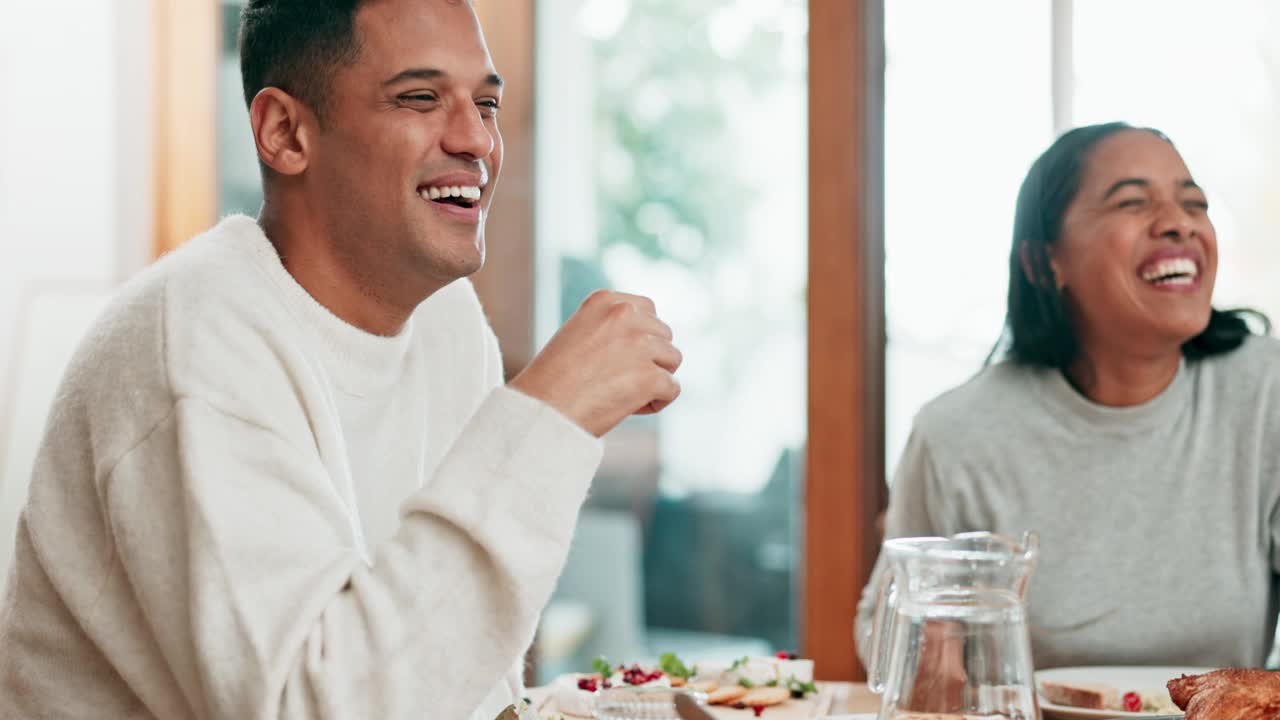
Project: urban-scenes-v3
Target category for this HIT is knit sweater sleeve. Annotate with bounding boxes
[103,385,601,720]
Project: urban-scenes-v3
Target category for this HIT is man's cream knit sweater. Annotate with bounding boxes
[0,216,603,719]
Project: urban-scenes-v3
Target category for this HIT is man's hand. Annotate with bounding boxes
[510,290,682,437]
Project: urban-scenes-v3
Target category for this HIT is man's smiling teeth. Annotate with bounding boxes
[1141,257,1198,284]
[421,185,482,201]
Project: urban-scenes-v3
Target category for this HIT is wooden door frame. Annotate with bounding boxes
[152,0,219,258]
[804,0,886,681]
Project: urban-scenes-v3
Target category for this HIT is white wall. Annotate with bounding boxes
[0,0,153,572]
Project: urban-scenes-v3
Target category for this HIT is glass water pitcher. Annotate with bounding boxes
[866,531,1041,720]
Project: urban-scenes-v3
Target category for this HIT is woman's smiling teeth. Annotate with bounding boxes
[1140,257,1198,286]
[420,185,482,204]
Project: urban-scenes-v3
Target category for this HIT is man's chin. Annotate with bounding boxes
[455,255,484,279]
[450,238,485,278]
[410,247,484,287]
[404,223,483,271]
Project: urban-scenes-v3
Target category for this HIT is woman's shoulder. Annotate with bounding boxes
[1192,334,1280,385]
[1215,332,1280,362]
[912,361,1051,442]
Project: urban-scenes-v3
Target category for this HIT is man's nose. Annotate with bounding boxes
[441,103,495,160]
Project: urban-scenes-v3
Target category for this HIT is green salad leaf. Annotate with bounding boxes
[591,656,613,677]
[658,652,696,679]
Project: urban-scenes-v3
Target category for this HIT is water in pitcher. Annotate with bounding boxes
[882,588,1038,720]
[867,532,1041,720]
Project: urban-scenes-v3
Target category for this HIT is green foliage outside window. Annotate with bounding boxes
[560,0,805,321]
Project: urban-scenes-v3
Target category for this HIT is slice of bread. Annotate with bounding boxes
[687,679,719,694]
[739,686,792,707]
[706,686,748,705]
[1040,680,1120,709]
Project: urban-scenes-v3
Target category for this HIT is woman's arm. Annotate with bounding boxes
[854,429,948,668]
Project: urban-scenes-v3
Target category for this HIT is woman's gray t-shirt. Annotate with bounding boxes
[859,335,1280,669]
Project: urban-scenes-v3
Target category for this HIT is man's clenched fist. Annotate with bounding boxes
[510,290,682,437]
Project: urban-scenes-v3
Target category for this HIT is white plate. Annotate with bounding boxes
[1036,666,1215,719]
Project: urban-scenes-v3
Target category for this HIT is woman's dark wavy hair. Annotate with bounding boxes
[989,121,1269,369]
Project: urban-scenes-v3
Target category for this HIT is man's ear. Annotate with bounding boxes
[249,88,315,176]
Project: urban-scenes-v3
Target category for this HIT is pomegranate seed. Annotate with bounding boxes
[753,706,766,716]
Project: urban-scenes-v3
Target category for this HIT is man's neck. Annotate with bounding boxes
[1066,342,1182,407]
[257,202,417,337]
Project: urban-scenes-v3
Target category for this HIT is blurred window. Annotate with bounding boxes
[883,0,1054,476]
[534,0,808,680]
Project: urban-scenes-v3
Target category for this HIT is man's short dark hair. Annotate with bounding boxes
[238,0,365,124]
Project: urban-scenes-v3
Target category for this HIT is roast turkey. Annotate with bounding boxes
[1167,668,1280,720]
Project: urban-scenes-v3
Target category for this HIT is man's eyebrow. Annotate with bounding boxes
[383,67,444,87]
[382,67,504,88]
[1180,178,1202,191]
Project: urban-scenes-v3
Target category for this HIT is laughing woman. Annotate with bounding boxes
[858,122,1279,670]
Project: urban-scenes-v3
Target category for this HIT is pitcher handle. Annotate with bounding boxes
[865,558,897,693]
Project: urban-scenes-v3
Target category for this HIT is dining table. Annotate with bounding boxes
[527,681,881,717]
[824,683,879,714]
